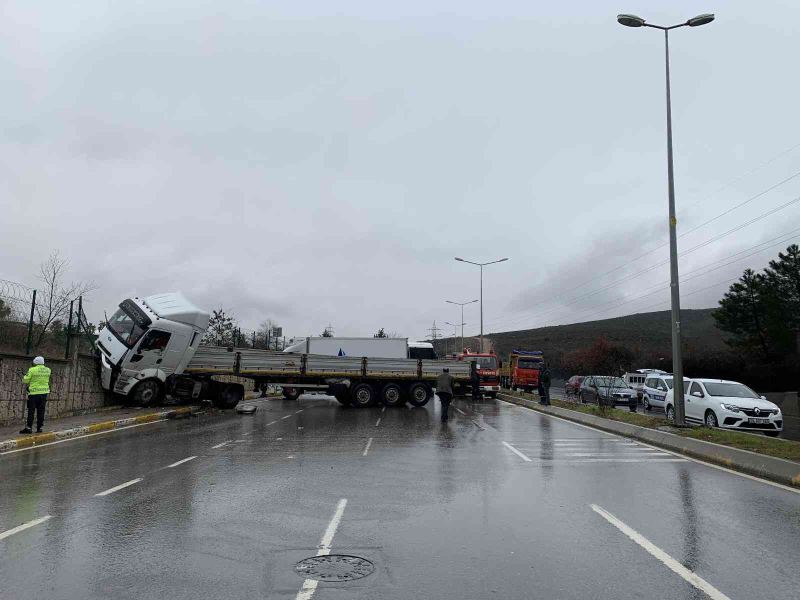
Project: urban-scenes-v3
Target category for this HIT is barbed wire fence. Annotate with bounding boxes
[0,277,95,359]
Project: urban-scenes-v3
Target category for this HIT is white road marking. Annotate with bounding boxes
[591,504,732,600]
[267,421,277,426]
[362,437,373,456]
[0,419,169,456]
[0,515,52,541]
[166,456,197,468]
[243,432,252,436]
[562,452,669,457]
[211,440,231,449]
[572,458,688,463]
[295,498,348,600]
[455,408,466,415]
[296,410,304,414]
[381,406,386,413]
[94,478,143,497]
[498,397,800,495]
[471,419,485,430]
[281,415,292,420]
[502,441,532,462]
[375,418,381,427]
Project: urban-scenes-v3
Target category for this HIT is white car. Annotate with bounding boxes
[665,378,783,437]
[641,374,690,412]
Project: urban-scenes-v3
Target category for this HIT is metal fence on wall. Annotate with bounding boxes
[0,278,95,359]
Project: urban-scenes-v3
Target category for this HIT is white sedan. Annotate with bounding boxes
[665,378,783,437]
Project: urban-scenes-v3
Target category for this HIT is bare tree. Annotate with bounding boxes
[33,251,95,348]
[255,319,281,349]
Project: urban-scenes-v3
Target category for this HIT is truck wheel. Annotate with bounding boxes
[487,391,497,399]
[212,383,244,409]
[351,383,377,407]
[407,382,432,407]
[381,383,404,407]
[131,380,162,407]
[282,387,302,401]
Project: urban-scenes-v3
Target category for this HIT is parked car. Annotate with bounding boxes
[579,376,637,406]
[641,374,690,412]
[565,375,584,398]
[623,369,669,400]
[665,378,783,437]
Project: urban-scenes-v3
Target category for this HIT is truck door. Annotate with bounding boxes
[123,330,173,375]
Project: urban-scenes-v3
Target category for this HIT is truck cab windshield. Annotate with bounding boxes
[517,359,542,370]
[107,306,148,348]
[468,356,497,370]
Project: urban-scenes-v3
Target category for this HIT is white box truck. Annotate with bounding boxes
[95,292,468,409]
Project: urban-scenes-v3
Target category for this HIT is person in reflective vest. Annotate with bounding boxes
[21,356,51,434]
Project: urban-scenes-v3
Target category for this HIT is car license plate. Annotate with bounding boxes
[748,417,769,424]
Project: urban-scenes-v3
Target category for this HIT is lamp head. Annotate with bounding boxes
[687,13,714,27]
[617,14,645,27]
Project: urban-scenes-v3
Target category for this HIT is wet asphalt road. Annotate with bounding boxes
[2,394,799,600]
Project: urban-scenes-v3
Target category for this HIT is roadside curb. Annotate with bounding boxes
[498,393,800,489]
[0,406,200,453]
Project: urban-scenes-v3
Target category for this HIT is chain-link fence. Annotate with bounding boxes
[0,278,95,359]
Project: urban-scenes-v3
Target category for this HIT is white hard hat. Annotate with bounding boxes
[33,356,45,365]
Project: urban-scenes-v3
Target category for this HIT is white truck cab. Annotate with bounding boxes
[96,293,209,405]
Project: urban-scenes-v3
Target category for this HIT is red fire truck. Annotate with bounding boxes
[458,350,501,398]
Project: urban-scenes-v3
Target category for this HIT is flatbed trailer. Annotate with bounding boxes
[178,346,470,407]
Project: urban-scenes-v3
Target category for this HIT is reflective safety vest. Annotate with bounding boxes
[23,365,51,395]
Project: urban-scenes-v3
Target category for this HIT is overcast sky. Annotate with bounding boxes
[2,1,799,342]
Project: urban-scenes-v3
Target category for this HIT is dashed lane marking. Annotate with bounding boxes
[375,418,381,427]
[281,415,292,420]
[94,478,143,497]
[295,499,348,600]
[471,419,485,430]
[211,440,231,449]
[267,421,278,426]
[362,437,373,456]
[166,456,197,468]
[455,408,466,415]
[592,504,731,600]
[502,441,532,462]
[0,516,52,541]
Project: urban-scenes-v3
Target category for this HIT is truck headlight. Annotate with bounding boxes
[721,404,741,413]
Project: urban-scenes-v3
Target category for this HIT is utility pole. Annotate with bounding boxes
[454,257,509,352]
[617,11,714,426]
[426,321,442,353]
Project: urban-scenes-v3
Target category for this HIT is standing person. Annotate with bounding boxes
[470,362,482,401]
[20,356,51,434]
[436,367,455,422]
[539,363,552,406]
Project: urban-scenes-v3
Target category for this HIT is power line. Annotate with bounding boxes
[488,224,800,333]
[547,166,800,300]
[485,193,800,331]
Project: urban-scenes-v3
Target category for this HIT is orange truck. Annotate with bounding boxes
[499,350,544,392]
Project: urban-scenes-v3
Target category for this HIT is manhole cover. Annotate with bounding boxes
[294,555,374,582]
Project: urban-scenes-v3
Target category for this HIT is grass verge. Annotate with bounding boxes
[502,389,800,463]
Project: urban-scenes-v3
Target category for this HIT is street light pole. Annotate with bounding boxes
[446,298,478,353]
[454,257,509,353]
[617,12,714,426]
[445,322,461,356]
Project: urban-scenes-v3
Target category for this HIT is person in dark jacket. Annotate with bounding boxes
[538,364,552,406]
[470,362,482,400]
[436,368,455,422]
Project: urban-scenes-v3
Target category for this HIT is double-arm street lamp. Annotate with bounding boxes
[445,299,477,353]
[454,257,509,352]
[617,12,714,426]
[444,321,462,356]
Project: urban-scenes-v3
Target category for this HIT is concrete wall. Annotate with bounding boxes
[0,352,107,426]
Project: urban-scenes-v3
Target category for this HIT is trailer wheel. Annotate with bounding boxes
[212,383,244,409]
[381,383,404,407]
[407,382,432,407]
[282,387,302,401]
[131,379,162,407]
[351,383,377,407]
